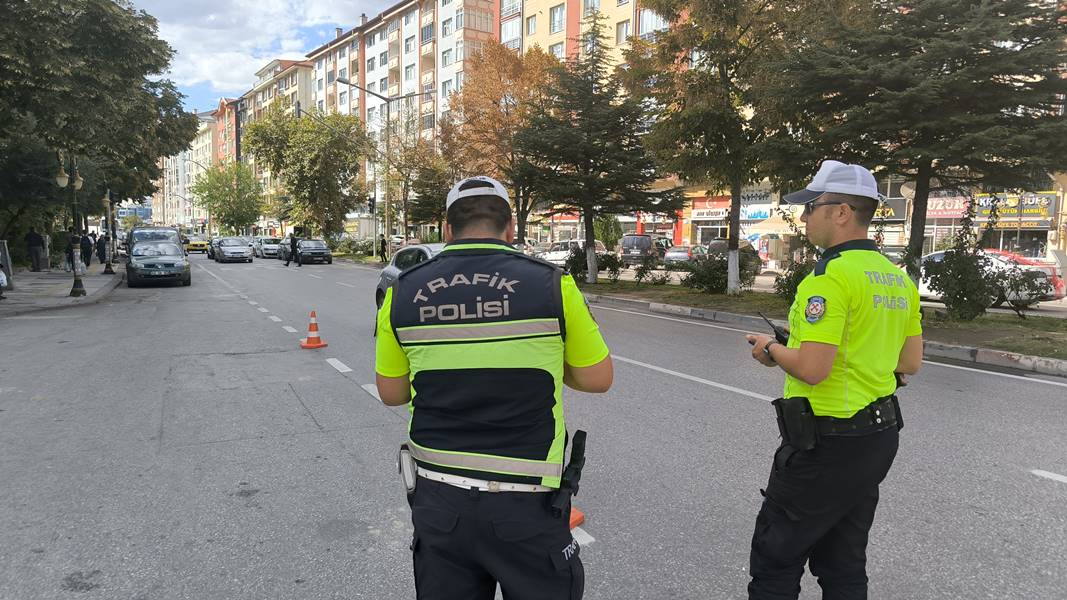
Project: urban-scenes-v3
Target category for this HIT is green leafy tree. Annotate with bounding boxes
[243,106,370,236]
[622,0,820,294]
[593,215,623,252]
[189,161,264,234]
[121,213,144,231]
[516,14,683,283]
[759,0,1067,278]
[410,155,451,235]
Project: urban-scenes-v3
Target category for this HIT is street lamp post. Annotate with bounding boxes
[102,190,115,274]
[336,76,433,257]
[55,153,86,297]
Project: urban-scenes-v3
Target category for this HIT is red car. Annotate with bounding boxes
[983,249,1066,301]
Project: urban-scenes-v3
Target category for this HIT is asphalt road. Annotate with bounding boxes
[1,252,1065,599]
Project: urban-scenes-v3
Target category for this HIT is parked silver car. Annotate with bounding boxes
[127,240,190,287]
[215,237,253,263]
[254,237,282,258]
[663,245,708,267]
[375,243,444,307]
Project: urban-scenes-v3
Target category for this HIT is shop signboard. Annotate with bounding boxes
[741,203,772,221]
[975,192,1058,228]
[693,208,729,220]
[873,197,907,222]
[926,193,969,219]
[692,196,731,210]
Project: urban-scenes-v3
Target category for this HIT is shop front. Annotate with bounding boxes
[689,196,730,245]
[922,191,970,254]
[975,192,1059,258]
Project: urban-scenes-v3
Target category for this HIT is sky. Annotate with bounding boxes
[132,0,386,113]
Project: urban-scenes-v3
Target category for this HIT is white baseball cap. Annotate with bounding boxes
[446,176,510,210]
[782,160,882,204]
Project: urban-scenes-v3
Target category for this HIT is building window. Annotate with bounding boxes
[442,18,453,37]
[421,24,434,43]
[638,9,669,40]
[380,51,388,64]
[618,0,629,4]
[317,100,324,111]
[583,0,600,15]
[317,78,324,90]
[339,46,347,58]
[421,113,435,130]
[327,70,335,83]
[339,67,347,81]
[406,36,415,53]
[368,106,376,122]
[405,11,415,25]
[550,4,565,33]
[367,81,376,93]
[405,64,415,81]
[455,9,464,29]
[380,77,388,91]
[526,15,536,35]
[549,42,564,59]
[442,79,454,98]
[316,59,324,71]
[501,0,520,18]
[501,18,520,46]
[339,91,347,105]
[367,57,376,71]
[455,72,464,89]
[352,39,359,51]
[616,19,630,45]
[442,48,453,66]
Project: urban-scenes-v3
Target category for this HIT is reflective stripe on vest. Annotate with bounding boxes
[407,441,564,479]
[396,318,561,344]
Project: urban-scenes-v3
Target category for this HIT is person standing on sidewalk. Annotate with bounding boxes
[375,176,613,599]
[284,233,300,267]
[743,160,924,599]
[96,234,108,265]
[378,234,387,263]
[64,227,75,272]
[80,234,93,267]
[25,227,46,271]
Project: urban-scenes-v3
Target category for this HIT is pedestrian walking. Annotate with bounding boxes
[378,234,387,262]
[0,260,8,299]
[80,234,93,267]
[64,227,75,272]
[24,227,46,272]
[743,160,924,599]
[375,176,614,599]
[284,233,300,267]
[96,234,108,265]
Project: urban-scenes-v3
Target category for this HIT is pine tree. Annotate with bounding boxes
[759,0,1067,276]
[516,14,683,283]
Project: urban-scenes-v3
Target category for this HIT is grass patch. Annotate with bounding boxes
[579,280,1067,360]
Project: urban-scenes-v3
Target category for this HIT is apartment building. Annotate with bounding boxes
[512,0,666,64]
[244,59,315,194]
[214,97,240,164]
[156,112,216,232]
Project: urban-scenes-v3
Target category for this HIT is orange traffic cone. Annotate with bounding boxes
[300,311,328,349]
[569,506,585,529]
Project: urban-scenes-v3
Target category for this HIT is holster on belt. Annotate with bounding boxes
[772,397,818,451]
[550,430,587,518]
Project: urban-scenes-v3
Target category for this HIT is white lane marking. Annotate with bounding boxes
[257,307,269,313]
[335,281,356,288]
[240,294,248,299]
[1031,469,1067,484]
[572,526,595,547]
[3,315,80,319]
[592,305,756,335]
[268,315,282,322]
[282,326,299,333]
[248,300,258,305]
[922,360,1067,390]
[326,358,352,373]
[596,305,1067,390]
[307,274,323,279]
[361,383,381,401]
[196,263,240,293]
[220,267,234,271]
[614,355,773,402]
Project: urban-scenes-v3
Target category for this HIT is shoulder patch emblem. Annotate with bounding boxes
[804,296,827,324]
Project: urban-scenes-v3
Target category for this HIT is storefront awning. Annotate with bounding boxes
[745,212,805,236]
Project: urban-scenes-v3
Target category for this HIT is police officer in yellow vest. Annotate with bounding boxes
[375,176,613,599]
[744,161,924,599]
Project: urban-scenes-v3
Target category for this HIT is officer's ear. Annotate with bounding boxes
[444,221,455,243]
[503,217,515,244]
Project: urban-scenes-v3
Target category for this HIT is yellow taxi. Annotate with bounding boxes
[185,236,209,253]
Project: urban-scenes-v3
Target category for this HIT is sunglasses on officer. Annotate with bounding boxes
[803,198,855,215]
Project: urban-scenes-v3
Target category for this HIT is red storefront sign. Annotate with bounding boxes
[691,196,731,210]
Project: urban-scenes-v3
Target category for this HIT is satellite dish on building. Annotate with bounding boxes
[899,178,943,202]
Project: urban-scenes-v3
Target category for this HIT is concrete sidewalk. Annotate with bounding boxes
[0,261,124,319]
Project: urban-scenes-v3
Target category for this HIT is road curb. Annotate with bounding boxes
[584,293,1067,378]
[0,271,126,319]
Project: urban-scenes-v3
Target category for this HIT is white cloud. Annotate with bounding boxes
[134,0,382,98]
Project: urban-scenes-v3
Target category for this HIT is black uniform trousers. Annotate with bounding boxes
[408,477,584,600]
[749,426,899,600]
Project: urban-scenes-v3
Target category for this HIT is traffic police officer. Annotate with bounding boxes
[375,175,613,599]
[744,161,924,599]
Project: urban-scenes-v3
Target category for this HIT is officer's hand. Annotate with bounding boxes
[746,334,777,367]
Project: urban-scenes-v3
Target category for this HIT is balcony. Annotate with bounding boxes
[389,83,400,97]
[421,11,434,27]
[503,38,521,51]
[389,28,400,43]
[421,100,435,115]
[501,1,520,18]
[421,40,435,57]
[389,56,400,71]
[421,71,435,86]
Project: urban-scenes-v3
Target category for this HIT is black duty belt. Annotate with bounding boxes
[815,396,899,436]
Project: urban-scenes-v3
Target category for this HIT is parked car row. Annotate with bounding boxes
[276,237,334,265]
[916,249,1065,306]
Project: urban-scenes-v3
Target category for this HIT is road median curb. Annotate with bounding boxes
[584,293,1067,379]
[0,271,125,319]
